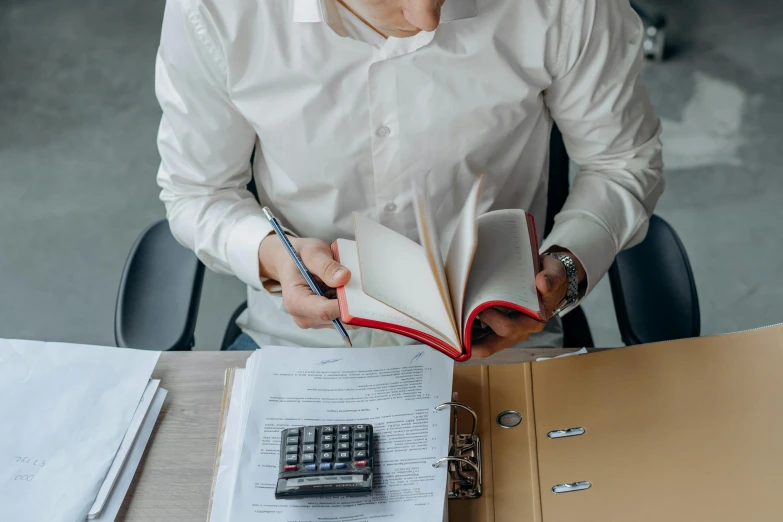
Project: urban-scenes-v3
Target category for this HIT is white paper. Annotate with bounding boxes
[0,339,160,522]
[88,379,160,518]
[90,388,168,522]
[227,345,454,522]
[536,347,589,361]
[209,369,246,522]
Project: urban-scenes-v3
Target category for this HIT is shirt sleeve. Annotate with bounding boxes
[540,0,665,310]
[155,0,273,291]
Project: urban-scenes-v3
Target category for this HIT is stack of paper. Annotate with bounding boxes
[0,339,164,522]
[209,345,455,522]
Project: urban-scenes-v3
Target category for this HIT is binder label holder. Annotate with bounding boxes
[432,401,482,499]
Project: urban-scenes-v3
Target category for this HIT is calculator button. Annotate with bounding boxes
[339,425,351,433]
[354,460,368,467]
[354,450,367,459]
[304,464,317,471]
[321,434,334,443]
[286,436,299,445]
[285,454,298,464]
[321,452,333,461]
[303,427,317,444]
[302,453,315,463]
[322,443,333,451]
[334,463,347,469]
[284,464,297,471]
[339,433,351,442]
[286,428,300,437]
[338,451,351,461]
[354,425,366,432]
[285,445,299,454]
[354,441,367,450]
[322,426,334,434]
[320,463,331,470]
[338,442,350,451]
[303,444,315,453]
[354,432,367,441]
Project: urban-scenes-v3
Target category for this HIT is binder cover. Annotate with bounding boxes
[451,324,783,522]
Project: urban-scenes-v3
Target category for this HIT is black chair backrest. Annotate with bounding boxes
[546,125,570,239]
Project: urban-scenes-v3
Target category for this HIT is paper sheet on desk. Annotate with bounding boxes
[0,339,159,522]
[224,345,454,522]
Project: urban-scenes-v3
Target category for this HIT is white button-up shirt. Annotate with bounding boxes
[156,0,663,350]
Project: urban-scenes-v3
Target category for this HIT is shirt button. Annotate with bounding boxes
[384,202,398,213]
[377,125,391,137]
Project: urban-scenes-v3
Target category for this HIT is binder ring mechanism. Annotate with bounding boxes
[432,401,482,499]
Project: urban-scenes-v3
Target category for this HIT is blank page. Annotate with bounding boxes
[336,239,450,345]
[444,175,484,341]
[354,213,460,348]
[412,178,457,335]
[462,210,541,328]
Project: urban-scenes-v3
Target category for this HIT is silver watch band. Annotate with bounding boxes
[544,252,580,315]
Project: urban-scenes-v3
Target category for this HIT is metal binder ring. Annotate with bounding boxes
[434,402,477,438]
[432,456,480,475]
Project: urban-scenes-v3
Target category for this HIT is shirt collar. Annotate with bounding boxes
[293,0,478,24]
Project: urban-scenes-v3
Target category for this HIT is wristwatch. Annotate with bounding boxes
[544,252,580,316]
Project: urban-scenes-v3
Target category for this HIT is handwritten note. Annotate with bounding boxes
[0,339,159,522]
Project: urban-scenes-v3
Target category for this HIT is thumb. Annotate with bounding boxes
[535,255,567,297]
[303,244,351,288]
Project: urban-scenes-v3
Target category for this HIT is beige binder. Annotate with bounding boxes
[450,324,783,522]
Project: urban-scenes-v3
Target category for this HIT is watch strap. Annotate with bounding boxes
[544,252,580,315]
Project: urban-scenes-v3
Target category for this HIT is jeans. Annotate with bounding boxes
[226,332,260,351]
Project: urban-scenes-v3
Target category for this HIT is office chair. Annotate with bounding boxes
[114,127,700,352]
[631,0,667,62]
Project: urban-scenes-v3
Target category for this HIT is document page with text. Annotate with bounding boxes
[228,345,454,522]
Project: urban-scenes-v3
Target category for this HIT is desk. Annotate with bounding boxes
[117,352,251,522]
[117,348,580,521]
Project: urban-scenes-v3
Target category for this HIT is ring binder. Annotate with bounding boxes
[432,401,482,499]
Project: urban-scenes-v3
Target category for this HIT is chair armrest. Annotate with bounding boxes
[609,215,701,345]
[115,220,205,351]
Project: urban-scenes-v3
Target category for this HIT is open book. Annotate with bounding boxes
[332,175,544,361]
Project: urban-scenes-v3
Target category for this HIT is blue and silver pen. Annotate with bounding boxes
[262,207,352,347]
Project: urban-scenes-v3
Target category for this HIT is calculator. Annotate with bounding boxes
[274,424,374,499]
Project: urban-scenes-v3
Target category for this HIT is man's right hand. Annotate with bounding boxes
[258,235,352,330]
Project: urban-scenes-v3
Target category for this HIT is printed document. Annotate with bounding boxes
[224,345,454,522]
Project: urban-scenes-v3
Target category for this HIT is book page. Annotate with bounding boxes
[225,345,454,522]
[336,239,451,346]
[354,213,460,348]
[411,178,457,335]
[462,210,542,332]
[444,175,484,341]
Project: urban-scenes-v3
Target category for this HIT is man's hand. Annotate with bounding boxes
[258,235,354,330]
[471,250,584,359]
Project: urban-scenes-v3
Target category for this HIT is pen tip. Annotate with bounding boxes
[343,337,353,348]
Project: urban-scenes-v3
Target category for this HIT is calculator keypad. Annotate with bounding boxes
[278,424,373,475]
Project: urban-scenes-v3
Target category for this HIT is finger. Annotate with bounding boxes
[471,334,509,359]
[283,280,342,324]
[299,242,351,288]
[536,255,567,297]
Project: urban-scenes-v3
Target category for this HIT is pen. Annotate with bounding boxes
[262,207,352,347]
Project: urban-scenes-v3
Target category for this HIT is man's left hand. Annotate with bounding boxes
[471,251,583,359]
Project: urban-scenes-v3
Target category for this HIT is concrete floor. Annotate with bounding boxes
[1,0,781,350]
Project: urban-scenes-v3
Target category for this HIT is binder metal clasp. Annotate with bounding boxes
[552,481,591,493]
[547,427,586,439]
[432,401,482,499]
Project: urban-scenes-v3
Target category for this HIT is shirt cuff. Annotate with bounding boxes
[539,217,617,314]
[225,214,275,291]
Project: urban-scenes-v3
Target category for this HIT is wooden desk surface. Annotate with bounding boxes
[117,352,251,522]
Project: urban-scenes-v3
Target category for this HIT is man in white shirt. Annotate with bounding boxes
[156,0,663,359]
